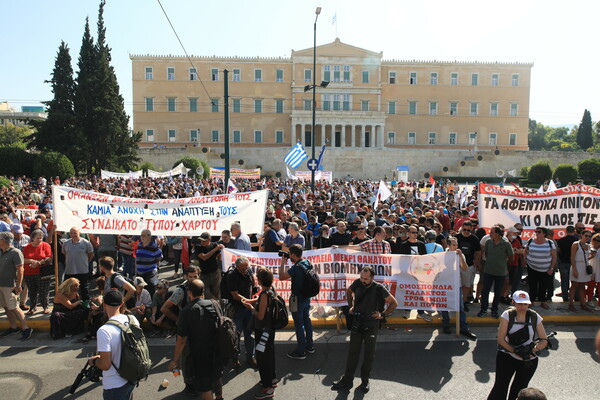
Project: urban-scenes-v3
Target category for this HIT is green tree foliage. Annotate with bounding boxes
[576,109,594,150]
[0,176,12,189]
[528,119,584,151]
[32,152,75,179]
[527,160,553,184]
[173,156,209,179]
[138,161,154,176]
[578,158,600,184]
[519,166,530,178]
[553,164,578,185]
[0,123,30,148]
[0,147,35,177]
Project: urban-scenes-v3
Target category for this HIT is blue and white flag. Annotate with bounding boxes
[316,142,327,170]
[284,142,308,168]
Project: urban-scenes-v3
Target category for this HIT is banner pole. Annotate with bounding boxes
[455,311,460,337]
[53,230,59,294]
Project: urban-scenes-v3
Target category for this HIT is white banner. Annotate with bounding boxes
[293,170,333,183]
[479,183,600,239]
[52,186,268,236]
[100,170,143,179]
[147,163,190,178]
[221,248,460,311]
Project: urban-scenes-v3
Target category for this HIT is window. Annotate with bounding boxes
[409,101,417,115]
[470,102,478,116]
[233,130,241,143]
[449,102,457,115]
[276,99,284,113]
[254,99,262,113]
[490,103,498,116]
[469,132,477,145]
[304,100,312,111]
[322,94,331,111]
[211,130,219,142]
[451,72,458,86]
[408,132,416,145]
[167,98,176,112]
[276,69,284,82]
[343,66,350,82]
[305,130,312,147]
[512,74,519,86]
[323,66,331,82]
[510,103,518,116]
[362,70,369,83]
[233,69,241,82]
[189,98,198,112]
[233,98,241,113]
[343,94,351,111]
[146,129,154,142]
[409,72,417,85]
[190,129,198,142]
[211,68,219,81]
[449,132,457,145]
[333,95,340,111]
[429,102,438,115]
[211,98,219,113]
[471,73,478,86]
[168,129,176,142]
[189,68,197,81]
[489,133,497,145]
[276,130,284,143]
[145,67,153,80]
[145,97,154,112]
[388,101,396,115]
[304,69,312,82]
[254,69,262,82]
[428,132,436,145]
[389,71,396,84]
[333,66,340,83]
[491,73,499,86]
[509,133,517,145]
[361,100,369,111]
[430,72,438,85]
[254,130,262,143]
[167,67,175,81]
[387,132,395,144]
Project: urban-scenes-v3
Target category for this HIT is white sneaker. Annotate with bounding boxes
[417,313,432,322]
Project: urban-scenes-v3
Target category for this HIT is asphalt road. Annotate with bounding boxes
[1,325,599,399]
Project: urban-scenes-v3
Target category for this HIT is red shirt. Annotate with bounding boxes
[22,242,52,276]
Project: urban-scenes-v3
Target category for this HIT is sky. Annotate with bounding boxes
[1,0,598,127]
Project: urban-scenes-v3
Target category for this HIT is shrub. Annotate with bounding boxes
[527,160,552,184]
[173,156,209,179]
[553,164,578,185]
[578,158,600,184]
[0,146,35,177]
[519,166,530,178]
[0,176,11,189]
[32,151,75,180]
[138,161,154,176]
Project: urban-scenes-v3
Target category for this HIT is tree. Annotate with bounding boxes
[173,156,209,179]
[553,164,578,185]
[527,160,552,184]
[32,152,75,179]
[0,176,11,189]
[576,109,593,150]
[0,147,35,177]
[138,161,154,176]
[0,123,30,148]
[578,158,600,184]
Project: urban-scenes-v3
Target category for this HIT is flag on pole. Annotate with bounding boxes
[547,180,558,192]
[351,185,358,199]
[537,184,545,194]
[374,180,392,209]
[286,166,298,180]
[284,142,308,168]
[426,181,435,201]
[332,13,337,24]
[316,142,327,170]
[429,175,435,185]
[227,178,238,194]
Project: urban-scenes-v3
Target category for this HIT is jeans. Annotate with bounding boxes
[121,254,135,279]
[103,382,135,400]
[233,307,255,359]
[487,351,538,400]
[441,298,469,331]
[557,261,571,301]
[291,298,313,354]
[138,269,158,297]
[480,273,506,313]
[343,325,378,382]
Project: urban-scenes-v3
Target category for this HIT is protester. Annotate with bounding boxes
[524,227,556,309]
[568,229,593,312]
[478,226,514,318]
[589,233,600,310]
[135,229,163,297]
[516,387,547,400]
[22,229,52,314]
[99,256,136,308]
[192,232,224,300]
[160,266,200,325]
[150,279,171,330]
[131,276,153,323]
[50,277,87,339]
[231,222,252,251]
[63,227,95,301]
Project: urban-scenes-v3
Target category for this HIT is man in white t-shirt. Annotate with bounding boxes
[88,290,138,399]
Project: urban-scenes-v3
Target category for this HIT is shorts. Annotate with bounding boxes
[460,265,476,287]
[0,286,18,310]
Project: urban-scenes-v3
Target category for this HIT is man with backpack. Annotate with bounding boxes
[88,289,149,400]
[99,257,136,310]
[278,244,316,360]
[160,265,200,324]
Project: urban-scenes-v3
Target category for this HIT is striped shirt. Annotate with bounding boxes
[117,235,135,256]
[135,241,162,273]
[525,239,554,272]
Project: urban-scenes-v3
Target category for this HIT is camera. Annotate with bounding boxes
[70,361,102,394]
[278,250,289,258]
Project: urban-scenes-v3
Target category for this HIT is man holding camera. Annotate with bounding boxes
[278,244,315,360]
[332,266,398,393]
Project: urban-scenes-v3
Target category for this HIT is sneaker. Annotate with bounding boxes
[20,304,30,311]
[332,378,353,390]
[286,350,306,360]
[21,328,33,341]
[305,346,315,354]
[417,313,432,322]
[477,310,488,318]
[460,330,477,341]
[1,327,20,337]
[358,380,370,393]
[254,387,275,399]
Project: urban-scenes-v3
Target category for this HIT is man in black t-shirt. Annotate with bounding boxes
[456,221,481,305]
[193,232,224,300]
[556,225,578,302]
[330,221,352,246]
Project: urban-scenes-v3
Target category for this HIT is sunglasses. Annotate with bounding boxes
[409,231,418,234]
[583,235,592,238]
[462,229,471,232]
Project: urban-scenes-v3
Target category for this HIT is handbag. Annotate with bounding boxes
[586,263,593,275]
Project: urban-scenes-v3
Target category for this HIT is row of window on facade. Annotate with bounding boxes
[143,96,519,116]
[143,66,520,86]
[144,129,518,146]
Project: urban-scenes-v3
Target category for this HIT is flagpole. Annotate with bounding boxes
[311,8,321,192]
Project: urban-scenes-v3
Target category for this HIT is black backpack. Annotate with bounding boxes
[202,300,239,366]
[220,266,236,301]
[110,273,136,309]
[106,314,152,384]
[507,308,538,346]
[299,260,321,298]
[176,284,189,310]
[268,288,289,331]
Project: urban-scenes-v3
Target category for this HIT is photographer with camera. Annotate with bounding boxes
[488,290,549,400]
[332,266,398,393]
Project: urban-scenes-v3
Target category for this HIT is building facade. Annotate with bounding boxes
[131,39,532,177]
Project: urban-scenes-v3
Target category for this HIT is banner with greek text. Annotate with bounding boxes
[210,167,261,180]
[293,170,333,183]
[221,248,460,311]
[100,170,143,179]
[478,183,600,239]
[52,186,268,236]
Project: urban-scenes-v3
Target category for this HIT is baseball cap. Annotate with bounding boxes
[11,224,24,234]
[104,289,124,306]
[507,226,520,234]
[199,232,211,240]
[512,290,531,304]
[134,277,147,287]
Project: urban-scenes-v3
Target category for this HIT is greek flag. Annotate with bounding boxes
[284,142,308,168]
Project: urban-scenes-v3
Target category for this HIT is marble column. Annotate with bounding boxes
[351,125,356,147]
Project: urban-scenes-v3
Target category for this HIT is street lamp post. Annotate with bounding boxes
[310,7,321,193]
